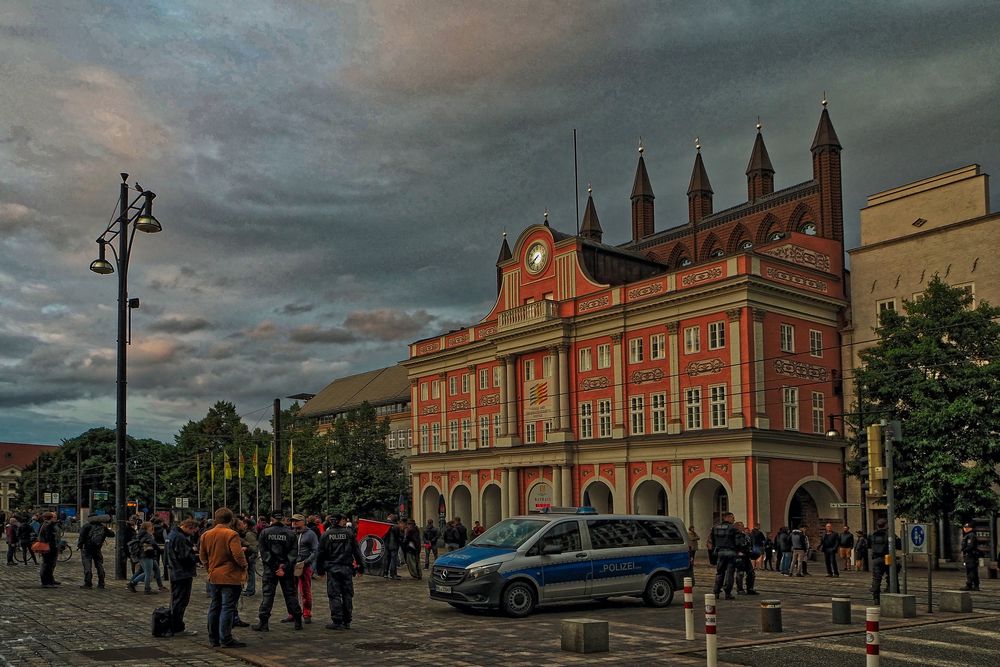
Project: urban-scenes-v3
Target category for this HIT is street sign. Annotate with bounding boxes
[43,492,59,504]
[92,491,109,501]
[908,523,928,555]
[174,497,189,508]
[829,503,862,508]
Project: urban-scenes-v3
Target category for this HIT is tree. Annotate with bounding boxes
[856,276,1000,523]
[326,403,406,517]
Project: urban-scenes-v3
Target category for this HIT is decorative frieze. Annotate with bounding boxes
[631,368,665,384]
[774,359,829,382]
[478,393,501,407]
[421,405,439,415]
[680,266,723,286]
[477,326,497,339]
[627,281,664,300]
[765,267,829,293]
[760,243,831,272]
[686,358,725,376]
[450,400,470,411]
[447,332,469,345]
[726,308,742,322]
[580,376,610,391]
[578,295,610,313]
[416,341,440,354]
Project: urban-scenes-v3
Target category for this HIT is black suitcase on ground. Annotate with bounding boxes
[151,606,172,637]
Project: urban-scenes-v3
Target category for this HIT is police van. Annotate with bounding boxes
[429,508,691,617]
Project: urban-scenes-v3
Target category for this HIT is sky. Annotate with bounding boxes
[2,1,999,445]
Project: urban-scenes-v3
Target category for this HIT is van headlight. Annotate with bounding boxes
[467,563,501,580]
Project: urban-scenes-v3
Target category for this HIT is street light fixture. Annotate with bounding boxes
[90,172,162,580]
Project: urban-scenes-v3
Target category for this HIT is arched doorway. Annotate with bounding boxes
[451,485,473,526]
[688,478,729,538]
[633,479,668,515]
[421,486,441,529]
[481,484,501,528]
[582,480,614,514]
[786,479,842,548]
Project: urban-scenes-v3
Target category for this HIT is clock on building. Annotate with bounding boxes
[525,241,548,274]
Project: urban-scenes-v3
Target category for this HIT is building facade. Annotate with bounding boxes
[404,107,849,544]
[0,442,60,512]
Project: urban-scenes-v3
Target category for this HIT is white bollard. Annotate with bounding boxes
[684,577,694,640]
[865,607,880,667]
[705,593,718,667]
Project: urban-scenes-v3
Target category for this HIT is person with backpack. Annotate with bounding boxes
[854,530,869,572]
[789,524,808,577]
[166,519,200,636]
[5,516,18,566]
[37,512,60,588]
[443,520,459,552]
[421,519,439,568]
[127,521,165,594]
[252,511,302,633]
[77,517,113,589]
[18,517,37,565]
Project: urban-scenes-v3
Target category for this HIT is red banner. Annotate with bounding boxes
[356,519,392,575]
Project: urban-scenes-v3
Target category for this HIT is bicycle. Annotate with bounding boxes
[57,540,73,563]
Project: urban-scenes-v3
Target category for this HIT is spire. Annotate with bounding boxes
[630,137,655,241]
[746,119,775,201]
[580,184,603,242]
[496,231,511,264]
[811,95,844,242]
[687,138,714,224]
[811,96,842,151]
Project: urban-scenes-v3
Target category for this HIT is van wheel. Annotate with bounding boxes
[643,574,674,608]
[501,581,536,617]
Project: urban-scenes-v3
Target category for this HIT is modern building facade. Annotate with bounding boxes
[403,107,850,544]
[0,442,60,512]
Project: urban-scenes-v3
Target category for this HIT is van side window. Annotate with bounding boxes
[586,520,648,549]
[542,521,582,552]
[639,520,685,545]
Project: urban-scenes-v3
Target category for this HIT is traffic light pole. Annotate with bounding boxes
[884,424,898,594]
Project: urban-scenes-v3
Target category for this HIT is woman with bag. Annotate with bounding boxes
[127,521,166,594]
[37,512,60,587]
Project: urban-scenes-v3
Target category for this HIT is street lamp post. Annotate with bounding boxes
[90,172,162,579]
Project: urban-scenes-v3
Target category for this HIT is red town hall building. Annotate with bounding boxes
[404,107,848,542]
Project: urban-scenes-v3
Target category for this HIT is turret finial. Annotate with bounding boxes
[756,116,762,133]
[543,208,548,222]
[638,136,644,155]
[695,136,701,152]
[587,182,592,194]
[821,91,828,108]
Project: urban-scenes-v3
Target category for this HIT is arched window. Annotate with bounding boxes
[768,231,783,242]
[800,222,817,236]
[709,248,724,258]
[739,240,753,251]
[679,257,693,267]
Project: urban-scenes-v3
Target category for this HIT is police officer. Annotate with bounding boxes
[960,522,981,591]
[316,514,365,630]
[708,512,738,600]
[252,511,303,631]
[868,518,891,604]
[733,523,759,596]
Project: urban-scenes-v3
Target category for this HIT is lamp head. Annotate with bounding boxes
[135,190,162,233]
[89,241,114,275]
[826,429,839,439]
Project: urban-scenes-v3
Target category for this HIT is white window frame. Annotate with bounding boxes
[708,321,726,350]
[449,420,459,451]
[598,399,612,438]
[650,333,666,360]
[479,415,490,447]
[684,326,701,354]
[579,347,593,372]
[493,366,501,388]
[579,402,593,439]
[780,323,795,353]
[597,343,611,369]
[630,395,645,435]
[809,329,823,358]
[629,338,644,364]
[432,423,441,452]
[479,368,489,390]
[449,376,457,396]
[407,429,413,448]
[524,422,536,444]
[650,392,667,433]
[709,384,727,428]
[811,391,825,434]
[685,388,702,430]
[461,418,471,449]
[876,298,897,318]
[524,359,535,381]
[542,355,553,379]
[462,373,470,394]
[419,424,429,453]
[432,380,440,399]
[783,387,799,431]
[420,382,428,401]
[493,413,501,439]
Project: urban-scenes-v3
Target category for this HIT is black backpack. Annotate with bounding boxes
[127,538,143,562]
[151,606,172,637]
[87,525,105,550]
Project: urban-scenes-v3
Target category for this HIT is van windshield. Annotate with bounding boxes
[471,519,548,549]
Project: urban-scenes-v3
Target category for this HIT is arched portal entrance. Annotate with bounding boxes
[688,478,729,538]
[582,480,614,514]
[633,480,668,515]
[481,484,501,528]
[786,479,842,547]
[421,486,442,529]
[451,485,472,526]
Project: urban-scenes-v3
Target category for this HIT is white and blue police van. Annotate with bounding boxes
[429,508,692,617]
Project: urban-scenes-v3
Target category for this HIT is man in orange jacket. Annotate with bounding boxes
[199,508,248,648]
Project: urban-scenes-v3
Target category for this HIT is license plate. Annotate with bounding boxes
[435,584,452,594]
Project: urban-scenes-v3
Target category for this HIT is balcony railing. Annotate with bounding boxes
[497,299,559,332]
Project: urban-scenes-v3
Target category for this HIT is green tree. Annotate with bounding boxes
[326,402,406,516]
[856,276,1000,522]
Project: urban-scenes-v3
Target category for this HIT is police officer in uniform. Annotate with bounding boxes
[868,518,891,604]
[316,514,365,630]
[708,512,738,600]
[252,511,303,631]
[733,523,759,596]
[960,522,981,591]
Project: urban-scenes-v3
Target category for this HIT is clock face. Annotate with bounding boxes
[525,241,548,274]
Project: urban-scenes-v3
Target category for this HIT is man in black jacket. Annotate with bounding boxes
[77,517,113,588]
[166,519,199,636]
[252,511,302,631]
[707,512,738,599]
[960,522,981,591]
[422,519,439,568]
[382,520,401,580]
[316,514,364,630]
[820,523,840,577]
[868,518,900,603]
[38,512,60,588]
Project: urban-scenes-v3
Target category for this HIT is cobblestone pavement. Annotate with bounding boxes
[2,546,996,666]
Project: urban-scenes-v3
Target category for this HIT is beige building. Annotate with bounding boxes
[843,164,999,533]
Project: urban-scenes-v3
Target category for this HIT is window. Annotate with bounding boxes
[809,330,823,357]
[479,415,490,447]
[462,418,471,449]
[524,422,536,444]
[955,282,976,306]
[449,376,457,396]
[407,429,413,448]
[542,355,553,379]
[387,431,396,449]
[876,299,896,322]
[579,403,593,439]
[462,373,470,394]
[709,248,724,258]
[709,384,727,428]
[811,392,825,434]
[598,399,612,438]
[800,222,817,236]
[587,519,648,549]
[479,368,489,390]
[432,380,440,399]
[543,420,553,439]
[639,519,685,545]
[597,343,612,369]
[629,338,644,363]
[449,420,459,450]
[779,323,795,353]
[708,321,726,350]
[630,395,645,435]
[650,392,667,433]
[540,521,582,552]
[679,257,692,267]
[650,333,665,360]
[684,326,701,354]
[685,388,702,430]
[432,423,441,451]
[420,382,428,401]
[739,240,753,251]
[493,413,502,439]
[493,366,501,387]
[783,387,799,431]
[524,359,535,381]
[420,424,429,453]
[579,347,592,372]
[768,231,783,241]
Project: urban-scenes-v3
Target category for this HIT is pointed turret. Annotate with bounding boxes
[687,139,714,224]
[811,95,844,241]
[746,121,775,201]
[630,139,655,241]
[580,186,603,243]
[496,233,511,294]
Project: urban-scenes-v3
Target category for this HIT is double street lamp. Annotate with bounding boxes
[90,172,162,579]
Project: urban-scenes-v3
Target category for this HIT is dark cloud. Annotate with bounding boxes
[342,309,435,341]
[289,325,357,345]
[147,316,212,334]
[277,302,315,315]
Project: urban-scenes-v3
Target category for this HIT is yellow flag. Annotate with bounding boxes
[287,440,294,473]
[252,447,258,476]
[196,454,201,486]
[211,455,216,483]
[264,446,273,477]
[224,451,232,480]
[238,448,245,479]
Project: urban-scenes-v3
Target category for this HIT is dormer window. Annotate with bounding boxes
[679,257,693,267]
[739,240,753,251]
[709,248,724,258]
[800,222,817,236]
[768,232,783,242]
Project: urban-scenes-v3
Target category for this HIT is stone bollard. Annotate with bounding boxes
[880,593,916,618]
[832,596,852,624]
[760,599,782,632]
[866,607,880,667]
[683,577,695,640]
[560,618,609,654]
[939,590,973,613]
[705,593,718,667]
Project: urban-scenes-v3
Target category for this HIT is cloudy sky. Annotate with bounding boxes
[2,1,999,445]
